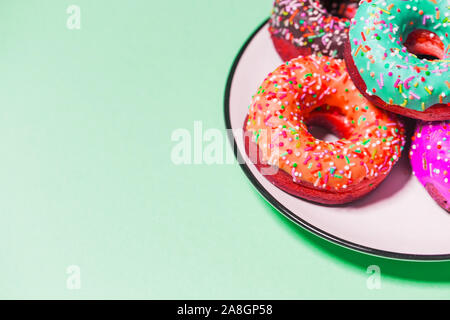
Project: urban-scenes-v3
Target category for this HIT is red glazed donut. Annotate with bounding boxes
[270,0,358,61]
[244,55,406,204]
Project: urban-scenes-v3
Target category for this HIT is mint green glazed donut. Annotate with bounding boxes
[347,0,449,116]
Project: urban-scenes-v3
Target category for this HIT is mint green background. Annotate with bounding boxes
[0,0,449,299]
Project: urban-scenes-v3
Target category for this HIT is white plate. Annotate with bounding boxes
[224,21,450,261]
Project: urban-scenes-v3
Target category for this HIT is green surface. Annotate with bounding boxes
[0,0,449,299]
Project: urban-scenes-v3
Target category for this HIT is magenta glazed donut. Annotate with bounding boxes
[269,0,358,61]
[410,121,450,212]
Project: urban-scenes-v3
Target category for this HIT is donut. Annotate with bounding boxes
[410,121,450,212]
[269,0,358,61]
[344,0,450,121]
[244,55,406,204]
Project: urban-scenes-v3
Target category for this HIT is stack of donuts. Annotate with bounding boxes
[245,0,449,211]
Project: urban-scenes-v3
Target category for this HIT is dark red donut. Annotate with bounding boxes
[269,0,358,61]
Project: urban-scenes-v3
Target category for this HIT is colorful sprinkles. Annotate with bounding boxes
[270,0,358,59]
[245,55,406,192]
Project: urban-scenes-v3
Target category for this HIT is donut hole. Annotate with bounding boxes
[323,2,357,19]
[307,124,340,142]
[404,29,445,61]
[305,106,352,142]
